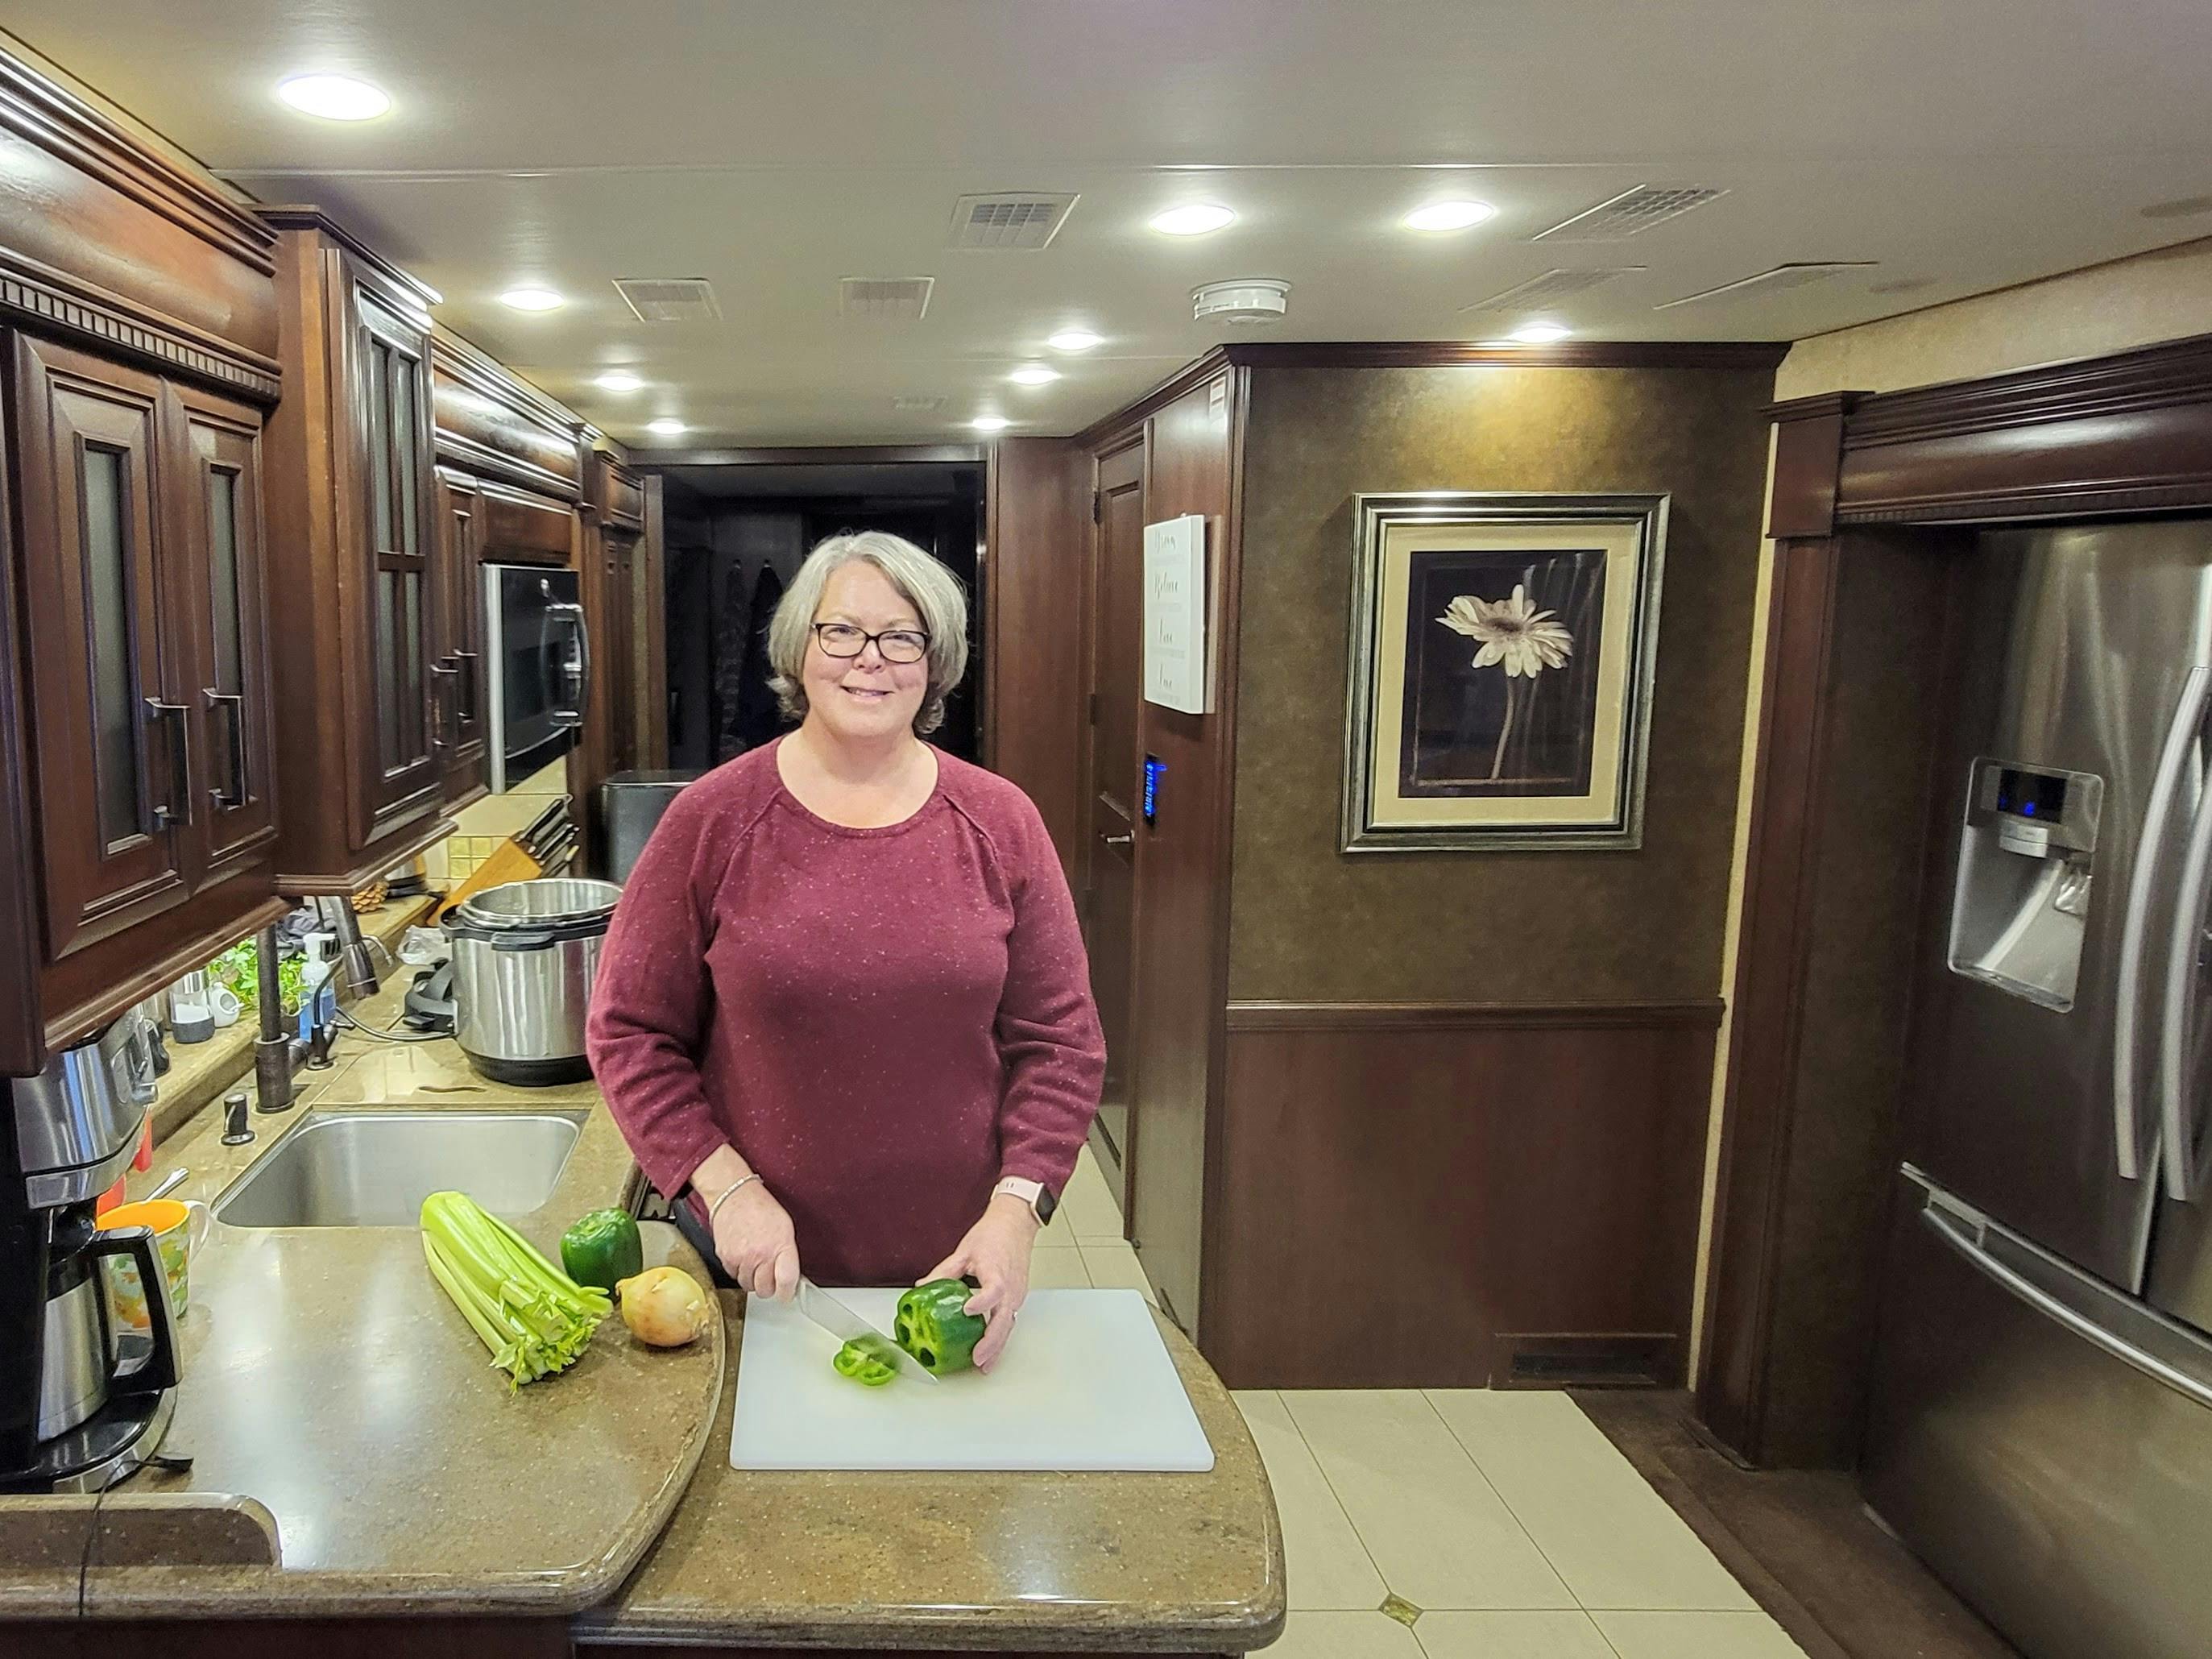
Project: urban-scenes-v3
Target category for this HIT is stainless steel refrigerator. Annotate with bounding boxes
[1866,518,2212,1659]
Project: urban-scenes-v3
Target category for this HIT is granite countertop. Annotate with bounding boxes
[0,979,723,1620]
[2,964,1285,1649]
[575,1293,1286,1654]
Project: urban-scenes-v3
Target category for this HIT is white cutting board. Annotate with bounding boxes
[729,1288,1215,1472]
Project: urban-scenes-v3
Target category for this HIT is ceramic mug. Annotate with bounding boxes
[207,985,243,1028]
[97,1197,211,1327]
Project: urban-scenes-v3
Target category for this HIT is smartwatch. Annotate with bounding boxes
[993,1176,1057,1226]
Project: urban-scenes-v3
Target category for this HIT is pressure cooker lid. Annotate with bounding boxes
[455,877,623,931]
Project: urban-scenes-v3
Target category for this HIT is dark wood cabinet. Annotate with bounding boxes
[260,209,454,894]
[2,332,284,1056]
[433,467,488,806]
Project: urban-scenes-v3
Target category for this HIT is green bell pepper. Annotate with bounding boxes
[832,1335,901,1387]
[559,1208,644,1293]
[893,1277,987,1377]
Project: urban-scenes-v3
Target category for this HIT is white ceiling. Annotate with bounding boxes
[12,2,2212,444]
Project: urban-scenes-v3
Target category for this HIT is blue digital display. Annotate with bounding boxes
[1142,757,1164,826]
[1995,768,2067,822]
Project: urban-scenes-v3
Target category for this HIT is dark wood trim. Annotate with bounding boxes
[1210,997,1715,1389]
[630,443,985,467]
[1073,350,1232,451]
[253,205,439,313]
[0,53,274,272]
[0,259,283,401]
[1828,330,2212,525]
[1227,998,1727,1031]
[1764,393,1862,539]
[1696,537,1844,1462]
[1217,339,1789,372]
[273,811,454,898]
[0,359,38,1072]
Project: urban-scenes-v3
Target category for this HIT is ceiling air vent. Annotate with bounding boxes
[611,277,722,322]
[1533,185,1727,243]
[1461,268,1643,313]
[892,395,947,413]
[839,277,936,320]
[1655,262,1877,309]
[948,192,1079,251]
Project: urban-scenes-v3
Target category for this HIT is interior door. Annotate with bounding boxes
[9,334,192,959]
[351,282,441,835]
[434,469,488,802]
[168,381,278,875]
[1083,441,1146,1213]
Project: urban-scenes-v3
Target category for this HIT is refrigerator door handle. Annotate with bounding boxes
[1922,1197,2212,1412]
[2159,754,2212,1202]
[2115,664,2210,1181]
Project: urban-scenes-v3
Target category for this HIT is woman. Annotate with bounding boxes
[586,532,1104,1371]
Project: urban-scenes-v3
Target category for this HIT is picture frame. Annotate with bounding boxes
[1340,491,1669,853]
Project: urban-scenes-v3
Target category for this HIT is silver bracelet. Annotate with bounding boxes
[706,1172,761,1227]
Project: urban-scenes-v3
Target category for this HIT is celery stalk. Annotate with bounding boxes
[420,1190,607,1387]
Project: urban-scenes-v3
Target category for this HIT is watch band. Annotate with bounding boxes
[994,1176,1055,1225]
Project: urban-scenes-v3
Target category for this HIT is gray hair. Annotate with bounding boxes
[766,531,970,736]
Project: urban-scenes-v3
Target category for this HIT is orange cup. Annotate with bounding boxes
[97,1197,210,1327]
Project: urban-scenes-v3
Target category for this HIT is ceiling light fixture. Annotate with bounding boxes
[594,371,644,392]
[1403,200,1497,232]
[1149,203,1236,237]
[1009,364,1060,387]
[1510,321,1572,343]
[1047,328,1104,353]
[971,415,1011,433]
[499,287,565,313]
[276,74,391,122]
[647,418,686,438]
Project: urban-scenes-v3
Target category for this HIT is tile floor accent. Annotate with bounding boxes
[1058,1147,1812,1658]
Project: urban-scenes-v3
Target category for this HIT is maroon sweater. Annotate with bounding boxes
[585,741,1104,1286]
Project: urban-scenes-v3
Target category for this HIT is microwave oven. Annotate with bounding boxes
[483,563,589,793]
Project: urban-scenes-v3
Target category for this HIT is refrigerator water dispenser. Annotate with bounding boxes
[1948,759,2102,1010]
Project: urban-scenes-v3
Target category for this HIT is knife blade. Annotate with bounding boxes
[792,1278,939,1385]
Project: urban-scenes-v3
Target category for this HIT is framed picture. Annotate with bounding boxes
[1340,492,1668,852]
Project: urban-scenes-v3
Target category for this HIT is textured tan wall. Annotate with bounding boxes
[1776,234,2212,398]
[1228,363,1773,1004]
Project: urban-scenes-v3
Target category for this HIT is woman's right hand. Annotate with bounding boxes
[712,1180,802,1300]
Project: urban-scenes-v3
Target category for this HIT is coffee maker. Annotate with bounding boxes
[1,1013,180,1492]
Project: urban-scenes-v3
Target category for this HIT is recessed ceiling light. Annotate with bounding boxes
[276,74,391,122]
[1149,203,1236,237]
[594,371,644,392]
[1009,364,1061,387]
[971,415,1011,433]
[1510,321,1572,343]
[1403,200,1497,233]
[1047,328,1104,353]
[499,287,564,313]
[646,418,686,438]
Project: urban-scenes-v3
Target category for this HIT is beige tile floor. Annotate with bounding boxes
[1058,1147,1808,1659]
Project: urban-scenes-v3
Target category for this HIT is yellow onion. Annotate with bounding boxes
[615,1266,713,1348]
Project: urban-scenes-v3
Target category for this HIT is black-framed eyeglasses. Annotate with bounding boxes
[810,622,930,664]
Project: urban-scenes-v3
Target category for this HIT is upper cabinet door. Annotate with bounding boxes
[9,335,192,959]
[434,468,488,803]
[351,283,441,833]
[167,383,278,875]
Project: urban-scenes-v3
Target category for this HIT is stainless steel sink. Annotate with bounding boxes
[213,1111,586,1228]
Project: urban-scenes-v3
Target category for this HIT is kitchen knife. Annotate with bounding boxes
[792,1278,940,1385]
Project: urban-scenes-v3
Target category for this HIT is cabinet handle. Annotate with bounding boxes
[1101,832,1134,848]
[429,660,458,752]
[143,698,192,830]
[452,649,479,734]
[205,690,247,810]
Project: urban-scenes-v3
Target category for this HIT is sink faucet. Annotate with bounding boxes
[253,920,309,1114]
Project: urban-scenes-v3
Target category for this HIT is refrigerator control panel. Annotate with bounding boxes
[1949,758,2103,1011]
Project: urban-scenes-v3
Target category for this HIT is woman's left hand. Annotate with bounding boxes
[920,1193,1041,1371]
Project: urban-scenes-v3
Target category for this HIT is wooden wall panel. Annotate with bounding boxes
[1208,1002,1719,1389]
[984,437,1088,873]
[1127,371,1243,1333]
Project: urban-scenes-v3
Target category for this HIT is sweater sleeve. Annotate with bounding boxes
[585,798,732,1202]
[992,794,1107,1196]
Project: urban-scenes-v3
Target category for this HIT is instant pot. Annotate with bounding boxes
[445,878,621,1086]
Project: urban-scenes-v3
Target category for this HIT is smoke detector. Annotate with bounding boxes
[1192,279,1290,325]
